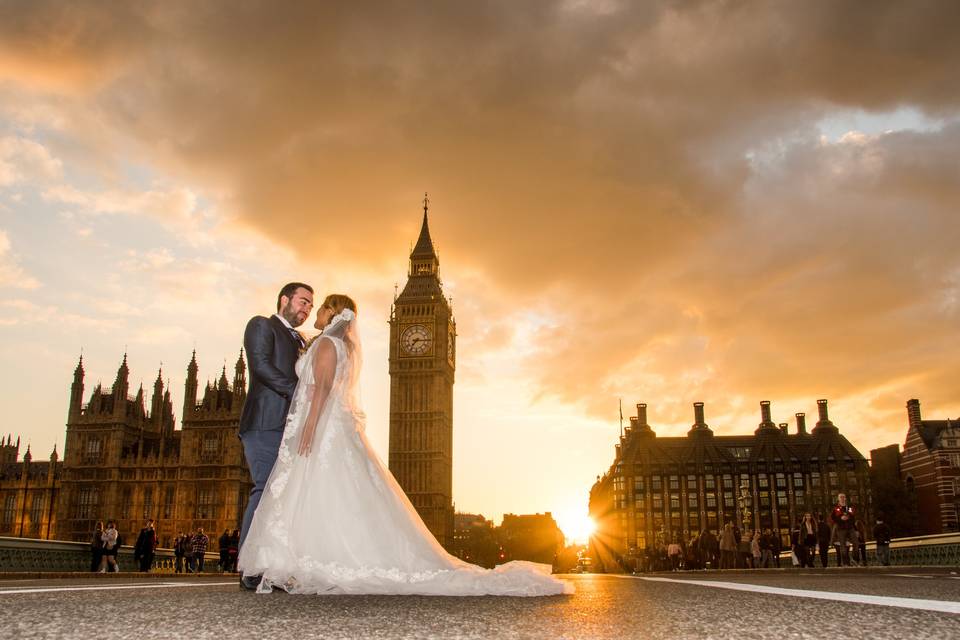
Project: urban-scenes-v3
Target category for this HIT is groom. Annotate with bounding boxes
[238,281,313,589]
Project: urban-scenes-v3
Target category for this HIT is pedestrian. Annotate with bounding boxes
[719,523,737,569]
[751,531,762,569]
[816,513,832,568]
[698,528,718,570]
[874,517,892,566]
[218,529,231,573]
[184,532,196,573]
[134,519,157,573]
[99,520,120,573]
[227,529,240,573]
[798,513,817,568]
[90,521,104,572]
[667,538,682,571]
[759,529,774,568]
[771,530,782,568]
[855,519,867,566]
[738,529,753,568]
[191,527,209,573]
[173,532,186,574]
[830,493,856,566]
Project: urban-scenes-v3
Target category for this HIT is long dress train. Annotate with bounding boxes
[238,329,572,596]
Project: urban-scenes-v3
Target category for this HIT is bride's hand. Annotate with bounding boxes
[298,423,317,456]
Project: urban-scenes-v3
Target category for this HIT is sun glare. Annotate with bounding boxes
[555,506,597,545]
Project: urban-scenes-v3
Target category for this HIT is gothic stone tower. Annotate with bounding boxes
[389,197,456,547]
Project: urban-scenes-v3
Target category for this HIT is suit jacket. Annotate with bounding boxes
[239,315,302,434]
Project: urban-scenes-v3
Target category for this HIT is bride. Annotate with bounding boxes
[238,294,573,596]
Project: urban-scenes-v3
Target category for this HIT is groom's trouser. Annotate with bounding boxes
[239,429,284,553]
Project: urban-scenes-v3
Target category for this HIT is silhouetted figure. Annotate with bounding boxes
[874,518,892,566]
[817,514,832,568]
[134,519,157,572]
[90,521,104,572]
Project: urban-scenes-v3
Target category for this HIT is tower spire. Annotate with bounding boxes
[409,193,439,277]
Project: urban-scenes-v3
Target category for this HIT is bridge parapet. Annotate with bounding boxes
[0,536,220,573]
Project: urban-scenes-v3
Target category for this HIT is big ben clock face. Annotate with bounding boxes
[400,324,433,356]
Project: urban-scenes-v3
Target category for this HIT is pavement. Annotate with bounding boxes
[1,568,958,639]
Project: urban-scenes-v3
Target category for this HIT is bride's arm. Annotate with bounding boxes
[297,338,338,456]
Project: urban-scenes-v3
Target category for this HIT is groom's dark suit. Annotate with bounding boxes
[238,314,304,554]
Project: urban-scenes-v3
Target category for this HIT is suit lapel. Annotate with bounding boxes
[270,315,302,348]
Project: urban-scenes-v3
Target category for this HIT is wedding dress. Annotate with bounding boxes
[237,309,572,596]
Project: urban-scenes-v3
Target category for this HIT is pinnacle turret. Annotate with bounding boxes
[408,193,440,277]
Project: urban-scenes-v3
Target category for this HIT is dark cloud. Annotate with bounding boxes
[2,0,959,450]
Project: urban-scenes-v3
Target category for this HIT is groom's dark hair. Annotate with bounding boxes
[277,282,313,311]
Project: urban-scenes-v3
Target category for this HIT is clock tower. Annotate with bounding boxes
[389,195,456,547]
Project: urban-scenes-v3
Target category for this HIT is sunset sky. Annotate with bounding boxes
[1,1,959,542]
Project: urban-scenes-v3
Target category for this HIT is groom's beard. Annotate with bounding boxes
[280,305,308,327]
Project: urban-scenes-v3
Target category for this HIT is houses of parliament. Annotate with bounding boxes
[0,204,457,548]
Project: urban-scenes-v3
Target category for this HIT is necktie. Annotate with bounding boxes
[289,329,304,346]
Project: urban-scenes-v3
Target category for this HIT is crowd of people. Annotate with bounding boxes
[627,493,894,572]
[89,520,241,574]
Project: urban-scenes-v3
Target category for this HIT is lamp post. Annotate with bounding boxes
[738,479,753,535]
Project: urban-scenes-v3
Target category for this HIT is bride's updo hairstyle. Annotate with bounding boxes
[322,294,357,317]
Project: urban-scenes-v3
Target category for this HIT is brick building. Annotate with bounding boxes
[900,398,960,533]
[589,399,873,571]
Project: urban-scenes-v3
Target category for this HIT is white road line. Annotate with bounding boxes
[0,581,236,595]
[637,577,960,615]
[889,574,934,579]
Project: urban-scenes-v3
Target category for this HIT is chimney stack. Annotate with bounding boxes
[694,402,706,427]
[778,422,788,435]
[812,399,838,434]
[795,412,807,435]
[637,403,648,427]
[906,399,922,433]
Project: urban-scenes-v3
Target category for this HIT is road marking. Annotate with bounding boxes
[637,577,960,614]
[889,574,934,579]
[0,581,236,595]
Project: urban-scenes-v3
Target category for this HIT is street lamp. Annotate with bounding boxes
[738,479,752,535]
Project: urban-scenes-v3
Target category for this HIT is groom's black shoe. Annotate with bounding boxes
[240,574,261,591]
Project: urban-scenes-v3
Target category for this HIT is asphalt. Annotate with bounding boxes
[0,568,958,640]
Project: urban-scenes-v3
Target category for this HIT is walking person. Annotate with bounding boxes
[798,513,817,568]
[99,520,120,573]
[855,519,868,566]
[831,493,856,566]
[134,519,157,573]
[184,532,196,573]
[772,530,781,568]
[218,529,231,573]
[191,527,209,573]
[90,521,104,572]
[667,538,682,571]
[719,523,737,569]
[173,532,186,574]
[874,517,892,566]
[751,531,761,569]
[759,529,774,568]
[227,529,240,573]
[817,513,832,568]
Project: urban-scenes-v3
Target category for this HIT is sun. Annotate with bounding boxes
[554,505,597,545]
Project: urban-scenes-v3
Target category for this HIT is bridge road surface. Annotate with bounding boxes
[1,569,959,639]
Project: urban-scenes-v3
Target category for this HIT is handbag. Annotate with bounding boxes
[790,550,800,566]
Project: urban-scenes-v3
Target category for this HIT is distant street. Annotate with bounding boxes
[1,568,959,639]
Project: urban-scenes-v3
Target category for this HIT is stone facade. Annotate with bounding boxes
[388,198,456,547]
[0,351,252,547]
[589,400,873,571]
[0,437,61,539]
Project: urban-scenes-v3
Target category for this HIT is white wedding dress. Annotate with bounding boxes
[237,310,572,596]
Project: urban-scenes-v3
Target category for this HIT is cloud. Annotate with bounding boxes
[0,229,40,289]
[2,0,960,462]
[0,135,62,187]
